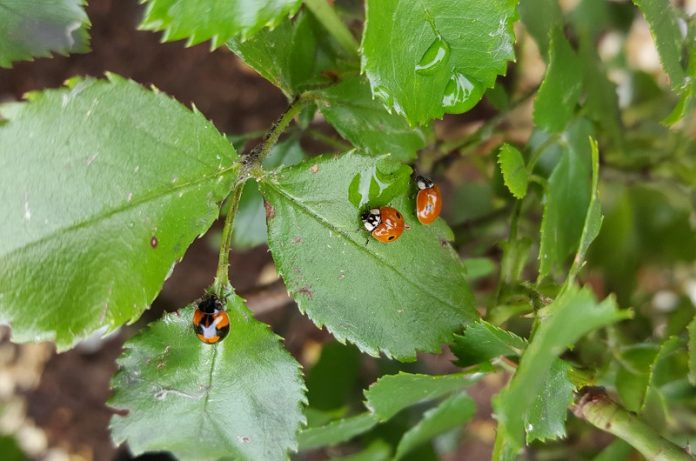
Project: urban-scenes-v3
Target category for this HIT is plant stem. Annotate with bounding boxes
[242,96,307,173]
[213,181,244,294]
[304,0,359,57]
[573,387,695,461]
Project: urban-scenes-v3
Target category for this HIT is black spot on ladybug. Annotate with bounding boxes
[396,212,402,219]
[150,236,158,248]
[388,235,395,240]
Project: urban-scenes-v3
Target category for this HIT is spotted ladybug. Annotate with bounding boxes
[362,206,405,243]
[415,176,442,225]
[192,294,230,344]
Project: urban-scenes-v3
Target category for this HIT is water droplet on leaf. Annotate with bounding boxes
[442,72,484,113]
[416,36,450,75]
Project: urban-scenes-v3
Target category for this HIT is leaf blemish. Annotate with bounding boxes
[310,164,319,173]
[292,236,302,244]
[150,236,158,248]
[297,286,313,298]
[264,201,276,220]
[238,435,252,444]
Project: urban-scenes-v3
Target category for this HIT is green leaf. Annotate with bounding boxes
[298,413,379,450]
[499,238,533,285]
[497,144,528,199]
[259,151,477,359]
[688,317,696,386]
[0,75,238,350]
[568,137,603,283]
[518,0,563,59]
[451,321,527,367]
[227,10,342,96]
[141,0,302,47]
[365,372,478,421]
[493,286,630,459]
[462,257,496,282]
[330,440,391,461]
[316,76,430,162]
[593,439,634,461]
[306,342,361,411]
[0,0,90,68]
[538,120,593,279]
[231,137,305,249]
[615,344,659,412]
[525,360,574,442]
[394,393,475,460]
[533,29,583,133]
[110,293,305,461]
[632,0,686,90]
[361,0,517,125]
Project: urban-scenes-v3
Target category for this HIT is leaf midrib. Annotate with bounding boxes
[1,165,238,259]
[263,179,469,316]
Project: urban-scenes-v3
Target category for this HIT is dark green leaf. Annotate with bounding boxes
[632,0,687,90]
[227,10,342,95]
[0,0,90,68]
[141,0,302,47]
[689,317,696,386]
[316,76,430,162]
[298,413,379,450]
[533,29,583,133]
[462,257,496,282]
[365,372,478,421]
[493,286,629,459]
[497,143,528,199]
[259,152,477,359]
[538,120,593,279]
[394,393,475,460]
[451,321,527,368]
[232,137,305,249]
[525,360,574,442]
[361,0,517,125]
[0,76,238,350]
[306,342,361,411]
[518,0,563,58]
[330,440,391,461]
[110,293,305,461]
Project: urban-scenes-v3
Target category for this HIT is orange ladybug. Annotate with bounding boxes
[415,176,442,224]
[192,294,230,344]
[362,207,405,243]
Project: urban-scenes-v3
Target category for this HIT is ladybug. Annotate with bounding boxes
[192,294,230,344]
[361,207,405,243]
[415,175,442,225]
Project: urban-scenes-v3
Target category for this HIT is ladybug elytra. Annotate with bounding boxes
[415,176,442,225]
[192,294,230,344]
[361,206,405,243]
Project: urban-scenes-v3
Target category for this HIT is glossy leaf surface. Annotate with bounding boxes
[0,0,90,68]
[259,152,477,359]
[361,0,517,125]
[141,0,302,47]
[0,76,238,350]
[110,294,305,461]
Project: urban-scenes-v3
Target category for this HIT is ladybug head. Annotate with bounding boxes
[415,175,433,190]
[361,208,381,232]
[198,294,223,314]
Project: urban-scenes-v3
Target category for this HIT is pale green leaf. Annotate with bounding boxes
[493,286,630,459]
[525,360,574,442]
[316,76,430,162]
[0,75,238,350]
[534,28,583,133]
[330,440,391,461]
[497,143,528,199]
[259,151,477,359]
[141,0,302,47]
[227,10,342,95]
[298,413,379,450]
[0,0,90,68]
[538,120,593,279]
[109,292,306,461]
[593,439,634,461]
[365,372,478,421]
[395,393,475,460]
[361,0,517,125]
[451,321,527,367]
[632,0,687,90]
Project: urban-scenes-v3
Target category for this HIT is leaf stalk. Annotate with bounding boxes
[304,0,360,57]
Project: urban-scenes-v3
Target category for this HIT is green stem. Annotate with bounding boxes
[214,181,244,294]
[304,0,359,57]
[573,387,695,461]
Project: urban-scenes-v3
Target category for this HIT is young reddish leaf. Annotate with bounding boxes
[361,0,517,125]
[141,0,302,47]
[0,0,90,68]
[0,76,238,350]
[259,151,477,360]
[110,292,305,461]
